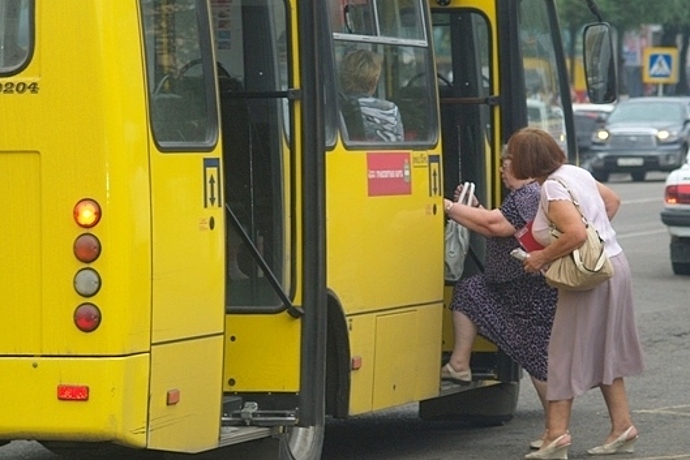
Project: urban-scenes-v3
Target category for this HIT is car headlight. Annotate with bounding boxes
[592,129,610,144]
[657,129,680,143]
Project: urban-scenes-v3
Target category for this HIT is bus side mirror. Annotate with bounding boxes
[583,23,617,104]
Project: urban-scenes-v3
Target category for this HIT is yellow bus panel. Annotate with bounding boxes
[148,152,226,345]
[148,336,224,453]
[0,152,41,353]
[0,356,148,446]
[349,304,442,415]
[223,315,301,392]
[326,150,443,314]
[347,314,376,415]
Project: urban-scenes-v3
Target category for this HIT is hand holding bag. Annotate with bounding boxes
[444,182,475,282]
[544,179,614,291]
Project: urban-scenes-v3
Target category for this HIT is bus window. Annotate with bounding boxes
[0,0,32,74]
[330,0,437,145]
[518,0,567,152]
[141,0,217,148]
[211,0,289,309]
[431,10,491,204]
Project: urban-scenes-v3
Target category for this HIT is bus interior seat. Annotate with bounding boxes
[339,94,365,141]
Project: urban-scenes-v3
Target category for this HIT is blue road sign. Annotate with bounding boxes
[643,47,678,84]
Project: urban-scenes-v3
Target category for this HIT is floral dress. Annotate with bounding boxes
[450,182,557,381]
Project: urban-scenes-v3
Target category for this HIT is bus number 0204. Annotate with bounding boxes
[0,81,40,94]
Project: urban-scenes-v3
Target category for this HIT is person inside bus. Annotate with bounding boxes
[442,148,557,451]
[509,128,644,459]
[338,49,404,142]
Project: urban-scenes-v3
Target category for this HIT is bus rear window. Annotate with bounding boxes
[0,0,32,74]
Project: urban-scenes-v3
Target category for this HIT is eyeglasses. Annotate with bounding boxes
[500,159,511,172]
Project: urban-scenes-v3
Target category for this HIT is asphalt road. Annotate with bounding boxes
[2,173,689,459]
[320,172,690,460]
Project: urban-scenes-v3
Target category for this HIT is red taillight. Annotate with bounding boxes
[74,233,101,263]
[57,384,90,401]
[74,303,101,332]
[666,184,690,205]
[74,199,101,228]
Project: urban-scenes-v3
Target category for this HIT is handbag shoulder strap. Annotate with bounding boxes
[547,177,589,224]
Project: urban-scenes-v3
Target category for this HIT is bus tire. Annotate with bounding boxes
[418,381,519,426]
[278,424,325,460]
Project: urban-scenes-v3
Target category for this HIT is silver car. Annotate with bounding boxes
[586,97,690,182]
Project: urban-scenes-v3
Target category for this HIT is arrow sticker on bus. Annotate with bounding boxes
[203,158,222,208]
[427,154,441,197]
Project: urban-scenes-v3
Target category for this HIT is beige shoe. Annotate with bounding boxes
[440,363,471,384]
[587,426,638,455]
[530,439,543,450]
[525,433,571,460]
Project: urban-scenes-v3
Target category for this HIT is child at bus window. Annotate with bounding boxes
[338,49,404,142]
[442,148,557,451]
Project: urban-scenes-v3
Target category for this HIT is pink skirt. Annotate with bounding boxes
[546,252,645,401]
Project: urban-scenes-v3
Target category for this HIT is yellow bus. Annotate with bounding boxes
[0,0,614,458]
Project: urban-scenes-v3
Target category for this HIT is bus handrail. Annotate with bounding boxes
[225,203,304,318]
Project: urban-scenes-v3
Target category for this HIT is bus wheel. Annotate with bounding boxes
[418,381,520,426]
[278,424,325,460]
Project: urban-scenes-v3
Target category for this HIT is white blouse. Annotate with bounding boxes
[532,164,623,257]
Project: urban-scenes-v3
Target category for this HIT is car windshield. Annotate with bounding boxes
[607,102,683,124]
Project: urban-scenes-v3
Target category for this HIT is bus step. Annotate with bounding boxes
[218,425,279,448]
[222,411,297,427]
[222,400,297,427]
[439,377,499,396]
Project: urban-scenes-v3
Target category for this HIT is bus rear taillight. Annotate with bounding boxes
[74,234,101,263]
[74,303,101,332]
[74,199,101,228]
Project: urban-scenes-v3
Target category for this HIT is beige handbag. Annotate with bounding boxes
[544,179,614,291]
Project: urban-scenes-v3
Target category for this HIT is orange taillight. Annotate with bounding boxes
[73,199,101,228]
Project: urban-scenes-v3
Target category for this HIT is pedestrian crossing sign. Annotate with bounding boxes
[643,47,678,84]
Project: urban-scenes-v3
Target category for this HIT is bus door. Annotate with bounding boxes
[429,0,577,392]
[325,0,445,415]
[497,0,576,161]
[209,0,307,432]
[141,0,227,452]
[430,3,513,383]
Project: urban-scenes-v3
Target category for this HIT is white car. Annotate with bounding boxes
[527,99,566,151]
[660,157,690,275]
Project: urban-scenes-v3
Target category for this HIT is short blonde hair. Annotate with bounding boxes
[339,49,383,95]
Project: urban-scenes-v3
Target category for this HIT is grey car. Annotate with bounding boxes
[572,102,614,153]
[585,97,690,182]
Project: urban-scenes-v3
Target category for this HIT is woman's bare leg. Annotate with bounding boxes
[447,310,477,371]
[599,378,637,442]
[531,376,549,440]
